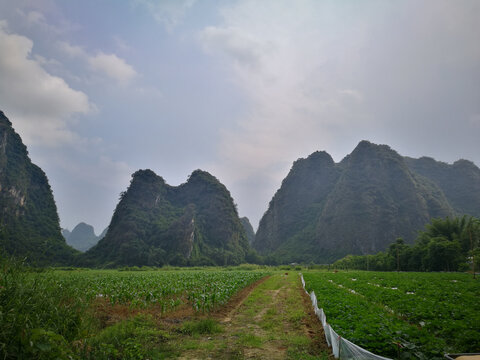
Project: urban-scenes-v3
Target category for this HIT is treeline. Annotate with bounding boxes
[334,216,480,272]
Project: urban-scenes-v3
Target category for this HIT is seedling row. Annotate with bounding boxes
[41,270,267,313]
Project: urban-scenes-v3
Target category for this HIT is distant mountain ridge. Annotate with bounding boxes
[82,169,250,267]
[62,222,107,252]
[0,111,77,265]
[405,157,480,217]
[253,141,479,264]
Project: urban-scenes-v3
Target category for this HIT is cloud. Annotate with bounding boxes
[134,0,196,32]
[58,41,86,57]
[201,1,367,171]
[15,8,80,35]
[0,21,91,146]
[88,52,137,84]
[200,26,267,69]
[199,0,480,226]
[58,41,137,84]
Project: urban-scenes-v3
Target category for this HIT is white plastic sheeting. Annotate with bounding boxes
[300,274,392,360]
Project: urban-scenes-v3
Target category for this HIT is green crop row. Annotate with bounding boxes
[1,258,269,359]
[40,269,267,313]
[303,271,480,359]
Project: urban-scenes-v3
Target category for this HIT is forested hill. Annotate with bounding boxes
[253,140,479,264]
[240,217,255,244]
[81,169,251,267]
[405,156,480,217]
[0,111,78,265]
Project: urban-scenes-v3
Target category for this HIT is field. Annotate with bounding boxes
[303,271,480,359]
[3,260,478,360]
[0,261,274,359]
[43,269,267,312]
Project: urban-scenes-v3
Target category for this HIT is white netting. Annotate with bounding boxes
[330,325,341,358]
[300,274,393,360]
[301,274,308,294]
[339,337,392,360]
[310,291,318,309]
[324,323,332,347]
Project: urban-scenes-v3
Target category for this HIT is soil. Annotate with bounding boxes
[91,273,332,359]
[176,273,333,359]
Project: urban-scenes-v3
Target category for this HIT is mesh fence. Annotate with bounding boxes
[301,274,392,360]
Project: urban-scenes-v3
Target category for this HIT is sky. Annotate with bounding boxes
[0,0,479,234]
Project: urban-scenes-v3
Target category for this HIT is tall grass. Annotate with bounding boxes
[0,255,88,359]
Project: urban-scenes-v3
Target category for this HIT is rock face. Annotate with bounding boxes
[0,111,77,265]
[240,217,255,244]
[63,222,102,252]
[254,141,466,263]
[405,157,480,217]
[82,169,250,267]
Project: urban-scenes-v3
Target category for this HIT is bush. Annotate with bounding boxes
[0,256,87,359]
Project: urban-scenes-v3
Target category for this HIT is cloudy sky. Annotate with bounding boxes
[0,0,479,233]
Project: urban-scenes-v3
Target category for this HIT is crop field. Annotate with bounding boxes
[42,269,267,312]
[1,262,271,359]
[303,271,480,359]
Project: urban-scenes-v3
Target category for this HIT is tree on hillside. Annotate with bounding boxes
[333,216,480,272]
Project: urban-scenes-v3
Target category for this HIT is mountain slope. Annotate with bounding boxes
[0,111,77,265]
[63,222,101,252]
[405,157,480,217]
[254,141,459,263]
[240,217,255,244]
[255,151,340,257]
[82,169,250,267]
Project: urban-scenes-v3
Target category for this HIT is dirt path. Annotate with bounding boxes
[177,273,332,359]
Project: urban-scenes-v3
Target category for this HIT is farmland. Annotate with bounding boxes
[43,269,267,312]
[303,271,480,359]
[0,260,271,359]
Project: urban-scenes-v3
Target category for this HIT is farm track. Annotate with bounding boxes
[176,273,332,359]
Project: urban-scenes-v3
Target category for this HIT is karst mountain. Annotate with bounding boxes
[253,141,480,263]
[0,111,77,265]
[81,169,251,267]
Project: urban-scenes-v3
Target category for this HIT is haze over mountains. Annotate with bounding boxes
[253,141,480,263]
[62,223,107,252]
[1,111,479,266]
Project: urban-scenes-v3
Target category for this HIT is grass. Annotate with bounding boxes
[179,318,222,335]
[1,257,329,359]
[170,272,330,359]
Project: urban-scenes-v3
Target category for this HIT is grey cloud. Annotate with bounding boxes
[0,21,91,146]
[134,0,196,32]
[200,0,480,227]
[58,41,137,84]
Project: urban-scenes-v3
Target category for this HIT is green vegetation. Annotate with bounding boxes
[46,269,266,313]
[405,156,480,217]
[174,273,330,359]
[303,271,480,359]
[255,141,480,265]
[0,256,87,359]
[240,216,256,244]
[180,318,221,335]
[0,112,77,266]
[334,216,480,272]
[0,255,269,359]
[82,169,252,267]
